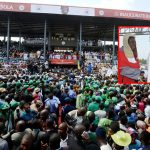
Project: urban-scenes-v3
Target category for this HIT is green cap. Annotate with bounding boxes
[92,95,96,100]
[36,80,40,85]
[112,97,118,104]
[0,102,9,110]
[95,96,102,102]
[98,118,112,128]
[101,94,106,100]
[84,87,90,91]
[86,111,92,116]
[16,82,22,87]
[10,100,20,109]
[29,80,33,85]
[103,86,108,89]
[93,84,99,89]
[104,100,110,107]
[23,85,29,89]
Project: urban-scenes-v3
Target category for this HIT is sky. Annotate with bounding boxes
[1,0,150,12]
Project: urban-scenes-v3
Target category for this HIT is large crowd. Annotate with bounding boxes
[0,40,117,65]
[0,61,150,150]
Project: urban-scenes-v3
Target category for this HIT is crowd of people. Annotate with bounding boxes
[0,61,150,150]
[0,40,117,64]
[84,51,112,64]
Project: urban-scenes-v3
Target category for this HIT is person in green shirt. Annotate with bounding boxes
[76,90,85,109]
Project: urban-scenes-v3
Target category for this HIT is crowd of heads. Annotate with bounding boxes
[0,63,150,150]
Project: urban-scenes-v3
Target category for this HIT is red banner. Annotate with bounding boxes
[95,8,150,20]
[0,2,31,12]
[1,2,150,21]
[50,59,77,65]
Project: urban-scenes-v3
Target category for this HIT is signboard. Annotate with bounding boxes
[120,27,150,35]
[0,2,150,21]
[95,8,150,20]
[50,59,77,65]
[0,2,31,12]
[31,4,94,16]
[23,38,48,45]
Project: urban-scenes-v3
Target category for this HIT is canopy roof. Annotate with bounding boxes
[0,2,150,41]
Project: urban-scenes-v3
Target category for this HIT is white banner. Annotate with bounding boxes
[31,4,94,16]
[31,4,61,14]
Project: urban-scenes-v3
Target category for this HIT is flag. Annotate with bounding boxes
[78,61,81,70]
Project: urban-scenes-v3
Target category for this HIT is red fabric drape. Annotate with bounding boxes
[119,49,140,69]
[118,49,140,84]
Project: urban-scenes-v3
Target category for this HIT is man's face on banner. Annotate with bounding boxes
[128,36,136,51]
[128,36,138,59]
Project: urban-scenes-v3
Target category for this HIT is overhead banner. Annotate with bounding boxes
[50,59,77,65]
[31,4,94,16]
[1,2,150,21]
[95,8,150,20]
[0,2,31,12]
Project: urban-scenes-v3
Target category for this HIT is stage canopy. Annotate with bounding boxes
[0,2,150,41]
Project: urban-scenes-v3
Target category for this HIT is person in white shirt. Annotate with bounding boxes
[94,109,106,119]
[68,107,86,124]
[68,55,72,60]
[105,53,110,62]
[44,61,49,70]
[144,99,150,118]
[29,52,34,59]
[23,53,28,61]
[58,122,69,149]
[73,54,77,60]
[55,53,60,59]
[36,50,41,58]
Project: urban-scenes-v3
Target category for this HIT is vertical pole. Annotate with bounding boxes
[76,32,79,51]
[104,38,106,52]
[48,30,51,53]
[104,38,106,62]
[113,25,115,65]
[44,19,47,62]
[4,36,6,42]
[79,22,82,61]
[7,17,10,63]
[19,31,21,51]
